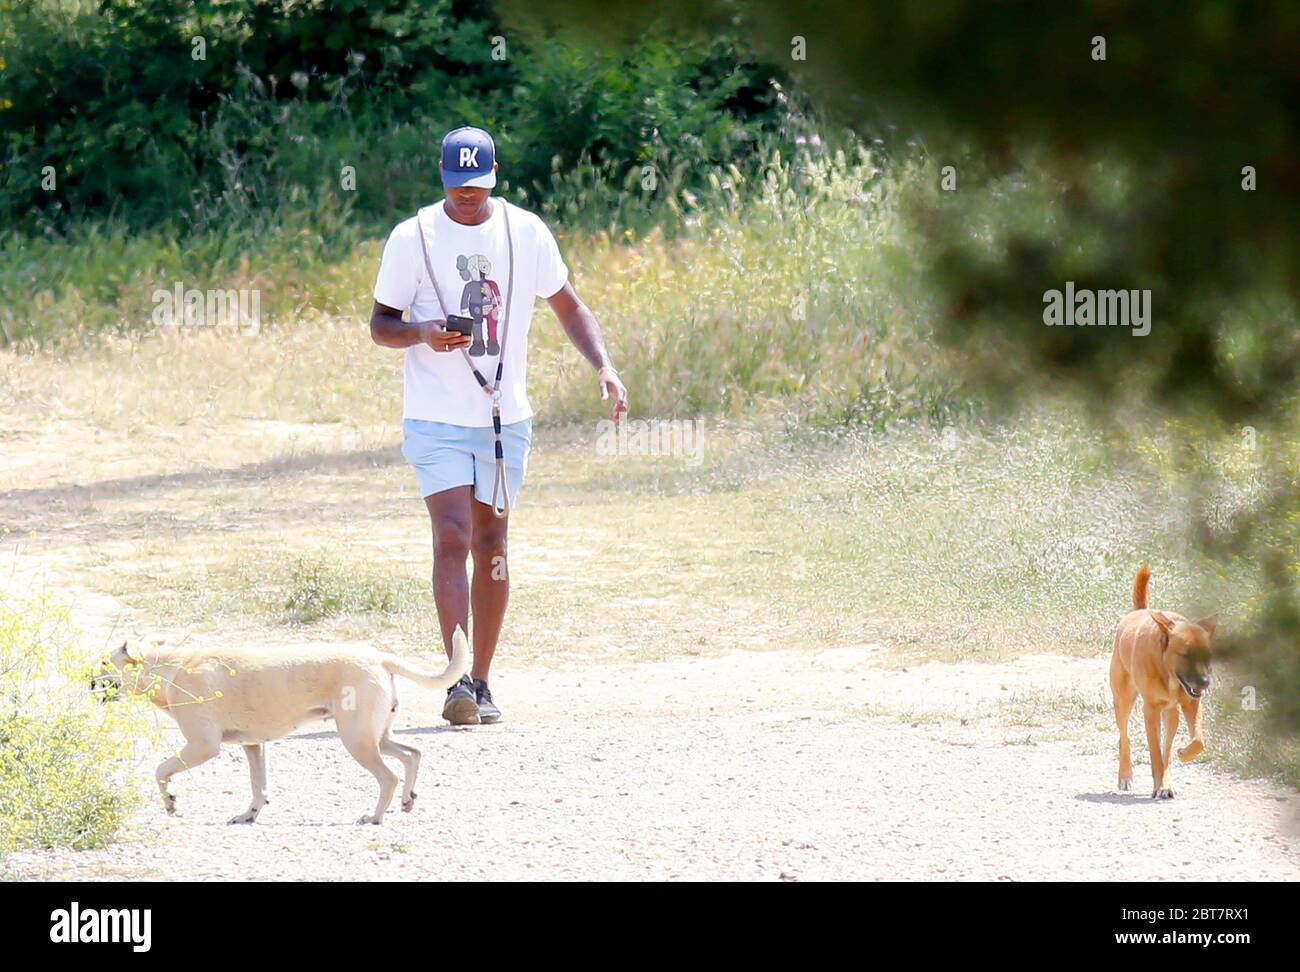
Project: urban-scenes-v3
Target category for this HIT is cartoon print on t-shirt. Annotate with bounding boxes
[456,254,503,357]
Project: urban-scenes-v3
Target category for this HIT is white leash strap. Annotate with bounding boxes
[415,201,516,518]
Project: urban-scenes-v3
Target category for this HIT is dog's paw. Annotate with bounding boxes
[1152,787,1175,800]
[401,792,417,813]
[1117,776,1132,791]
[357,814,384,825]
[161,794,176,815]
[1178,740,1204,762]
[227,811,259,825]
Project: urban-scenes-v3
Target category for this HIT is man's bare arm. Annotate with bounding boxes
[546,282,628,419]
[546,282,615,369]
[369,301,470,352]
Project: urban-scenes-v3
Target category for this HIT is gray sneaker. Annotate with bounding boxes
[443,675,480,725]
[473,678,501,724]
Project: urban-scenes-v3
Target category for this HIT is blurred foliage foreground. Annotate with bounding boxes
[514,0,1300,740]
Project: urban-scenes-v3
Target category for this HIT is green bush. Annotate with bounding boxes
[0,0,788,235]
[277,555,412,624]
[0,590,148,854]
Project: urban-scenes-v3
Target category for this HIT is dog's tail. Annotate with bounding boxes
[382,625,470,691]
[1132,564,1151,610]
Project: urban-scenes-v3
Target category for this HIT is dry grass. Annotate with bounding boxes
[2,149,959,431]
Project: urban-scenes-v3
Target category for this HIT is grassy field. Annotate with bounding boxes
[3,331,1293,791]
[68,416,1246,663]
[2,149,961,428]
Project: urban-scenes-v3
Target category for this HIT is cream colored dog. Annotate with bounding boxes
[100,628,469,824]
[1110,566,1214,799]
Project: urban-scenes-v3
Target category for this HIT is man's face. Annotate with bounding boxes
[441,171,495,222]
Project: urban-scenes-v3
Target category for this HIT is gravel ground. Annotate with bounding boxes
[6,647,1298,881]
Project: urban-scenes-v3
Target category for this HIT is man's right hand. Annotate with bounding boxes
[419,320,473,353]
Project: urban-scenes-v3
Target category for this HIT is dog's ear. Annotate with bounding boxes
[1149,611,1176,636]
[123,641,144,664]
[1196,615,1218,637]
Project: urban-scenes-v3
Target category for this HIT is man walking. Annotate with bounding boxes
[370,126,627,725]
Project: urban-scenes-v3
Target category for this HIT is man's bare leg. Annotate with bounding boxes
[469,498,509,681]
[425,486,473,659]
[424,488,510,677]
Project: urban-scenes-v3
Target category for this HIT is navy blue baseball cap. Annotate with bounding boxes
[440,126,497,188]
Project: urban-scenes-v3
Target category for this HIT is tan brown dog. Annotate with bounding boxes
[1110,566,1215,798]
[100,628,468,824]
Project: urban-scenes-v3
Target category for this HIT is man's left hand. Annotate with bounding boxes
[598,366,628,422]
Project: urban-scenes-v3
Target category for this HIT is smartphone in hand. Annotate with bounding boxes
[444,315,475,336]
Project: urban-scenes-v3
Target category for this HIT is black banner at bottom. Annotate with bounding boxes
[0,880,1284,958]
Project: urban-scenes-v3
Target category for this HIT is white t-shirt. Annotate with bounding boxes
[372,198,568,426]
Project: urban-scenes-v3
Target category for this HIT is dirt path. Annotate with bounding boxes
[6,644,1298,881]
[2,422,1296,881]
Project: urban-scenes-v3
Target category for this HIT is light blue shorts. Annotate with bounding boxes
[401,418,532,508]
